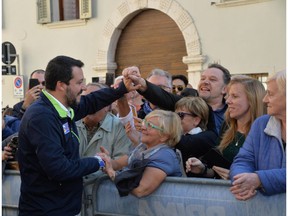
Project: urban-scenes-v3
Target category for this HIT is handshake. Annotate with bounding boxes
[95,146,118,181]
[121,66,147,92]
[94,155,105,170]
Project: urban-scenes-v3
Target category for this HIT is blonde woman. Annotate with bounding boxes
[186,75,266,179]
[175,97,218,177]
[230,70,286,200]
[100,110,182,197]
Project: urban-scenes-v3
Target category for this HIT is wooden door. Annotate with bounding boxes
[115,9,187,79]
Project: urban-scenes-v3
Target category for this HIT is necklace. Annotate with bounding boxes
[235,133,245,147]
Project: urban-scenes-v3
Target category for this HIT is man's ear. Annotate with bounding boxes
[56,81,67,92]
[222,85,228,95]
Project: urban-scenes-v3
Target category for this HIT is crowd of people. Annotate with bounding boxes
[1,55,286,214]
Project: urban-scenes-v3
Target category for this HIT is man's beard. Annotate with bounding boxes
[66,87,82,107]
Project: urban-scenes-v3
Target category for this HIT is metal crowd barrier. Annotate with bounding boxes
[2,170,286,216]
[2,170,21,216]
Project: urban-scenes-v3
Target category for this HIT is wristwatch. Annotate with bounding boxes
[94,155,105,170]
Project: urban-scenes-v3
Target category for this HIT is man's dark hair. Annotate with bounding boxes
[208,63,231,85]
[45,56,84,90]
[172,74,189,86]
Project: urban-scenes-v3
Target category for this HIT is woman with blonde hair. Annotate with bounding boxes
[186,75,266,179]
[100,109,183,197]
[230,70,286,200]
[175,96,218,177]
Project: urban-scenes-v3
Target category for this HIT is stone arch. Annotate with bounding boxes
[93,0,206,87]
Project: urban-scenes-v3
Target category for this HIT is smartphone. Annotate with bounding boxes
[29,78,39,89]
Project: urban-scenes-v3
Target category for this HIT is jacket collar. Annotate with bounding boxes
[76,112,113,132]
[42,90,75,119]
[264,116,282,142]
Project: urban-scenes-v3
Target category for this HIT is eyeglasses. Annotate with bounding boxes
[142,120,163,132]
[173,85,184,91]
[177,112,196,120]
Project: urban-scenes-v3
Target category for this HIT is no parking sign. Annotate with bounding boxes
[13,76,24,97]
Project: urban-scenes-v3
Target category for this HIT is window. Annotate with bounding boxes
[236,73,269,89]
[37,0,91,24]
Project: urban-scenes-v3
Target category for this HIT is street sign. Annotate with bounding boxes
[2,42,17,64]
[13,76,24,97]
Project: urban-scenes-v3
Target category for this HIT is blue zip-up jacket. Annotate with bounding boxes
[230,115,286,196]
[18,83,127,216]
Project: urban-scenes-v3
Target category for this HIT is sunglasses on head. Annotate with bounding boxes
[173,85,184,91]
[177,112,196,120]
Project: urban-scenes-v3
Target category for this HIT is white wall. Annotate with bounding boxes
[2,0,286,107]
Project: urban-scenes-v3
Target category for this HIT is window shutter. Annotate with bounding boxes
[79,0,92,19]
[37,0,51,24]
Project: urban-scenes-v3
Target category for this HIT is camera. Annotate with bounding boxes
[8,136,19,159]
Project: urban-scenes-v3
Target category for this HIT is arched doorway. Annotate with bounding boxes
[94,0,206,88]
[115,9,187,79]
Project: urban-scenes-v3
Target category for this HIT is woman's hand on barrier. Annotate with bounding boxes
[230,173,260,201]
[212,166,230,180]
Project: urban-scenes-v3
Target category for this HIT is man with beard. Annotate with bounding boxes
[123,64,230,134]
[197,64,231,134]
[17,56,137,215]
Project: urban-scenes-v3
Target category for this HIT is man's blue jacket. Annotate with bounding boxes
[17,84,127,216]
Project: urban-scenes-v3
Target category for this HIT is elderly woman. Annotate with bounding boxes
[186,75,266,179]
[101,109,182,197]
[230,70,286,201]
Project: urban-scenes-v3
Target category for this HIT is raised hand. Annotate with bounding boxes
[22,85,42,109]
[122,66,147,92]
[125,121,141,146]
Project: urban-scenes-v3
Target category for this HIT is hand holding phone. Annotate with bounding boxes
[29,78,40,89]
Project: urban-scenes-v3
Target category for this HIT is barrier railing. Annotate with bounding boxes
[2,170,21,216]
[2,170,286,216]
[90,176,286,216]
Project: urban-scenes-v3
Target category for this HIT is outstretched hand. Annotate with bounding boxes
[212,166,230,180]
[122,66,147,92]
[125,121,141,146]
[97,146,112,173]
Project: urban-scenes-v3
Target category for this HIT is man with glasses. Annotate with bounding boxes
[172,74,188,95]
[12,69,46,119]
[137,68,172,119]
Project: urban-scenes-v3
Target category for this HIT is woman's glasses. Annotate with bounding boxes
[142,120,163,132]
[173,85,184,91]
[177,112,196,120]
